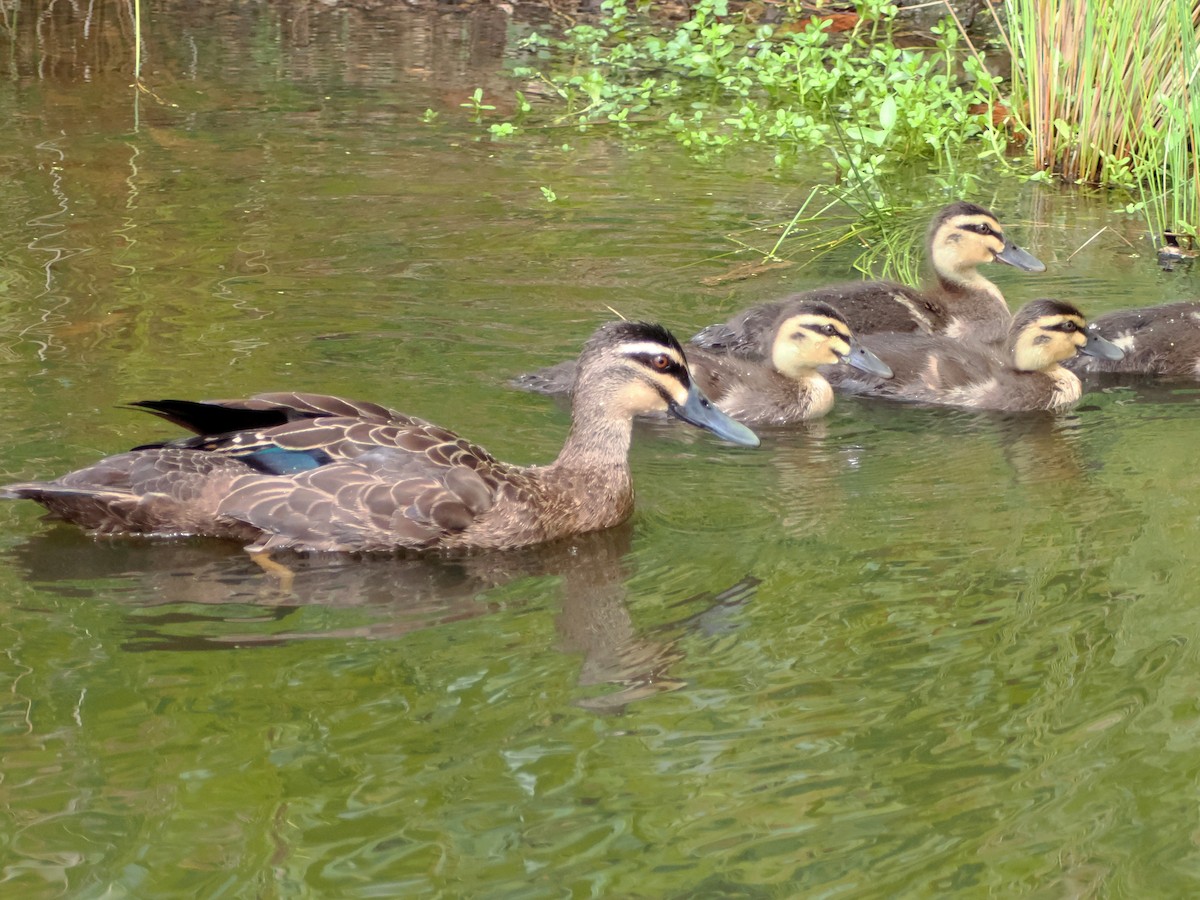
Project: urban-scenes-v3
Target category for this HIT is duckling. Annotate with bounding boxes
[2,322,758,554]
[1065,300,1200,378]
[692,201,1045,354]
[829,299,1124,412]
[515,303,892,426]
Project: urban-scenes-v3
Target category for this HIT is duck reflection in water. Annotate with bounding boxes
[8,525,758,714]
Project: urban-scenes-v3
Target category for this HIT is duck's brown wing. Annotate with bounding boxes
[8,393,525,551]
[3,450,262,539]
[511,359,578,396]
[691,282,946,359]
[216,438,527,553]
[682,346,762,404]
[1066,301,1200,376]
[131,392,428,442]
[691,301,788,357]
[828,332,994,400]
[818,282,948,336]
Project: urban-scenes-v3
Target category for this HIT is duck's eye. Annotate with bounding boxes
[650,354,672,370]
[821,324,839,337]
[1061,320,1078,333]
[966,222,996,237]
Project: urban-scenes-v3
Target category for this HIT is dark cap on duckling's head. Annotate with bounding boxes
[1012,297,1087,327]
[930,200,996,228]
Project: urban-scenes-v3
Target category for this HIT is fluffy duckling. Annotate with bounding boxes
[692,201,1045,354]
[829,299,1124,412]
[2,322,758,554]
[1065,300,1200,378]
[516,303,892,426]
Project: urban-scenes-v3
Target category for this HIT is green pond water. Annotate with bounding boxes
[3,3,1200,896]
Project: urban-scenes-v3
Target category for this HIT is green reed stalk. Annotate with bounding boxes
[1005,0,1200,240]
[134,0,141,83]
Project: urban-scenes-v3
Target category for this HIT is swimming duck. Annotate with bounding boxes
[1065,300,1200,378]
[692,201,1045,354]
[2,322,758,554]
[515,302,893,426]
[828,299,1124,412]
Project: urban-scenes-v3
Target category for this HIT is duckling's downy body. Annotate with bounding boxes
[3,322,758,553]
[515,303,892,426]
[830,299,1124,412]
[692,201,1045,354]
[1066,300,1200,378]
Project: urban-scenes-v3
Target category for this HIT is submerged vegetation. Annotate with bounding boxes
[475,0,1200,252]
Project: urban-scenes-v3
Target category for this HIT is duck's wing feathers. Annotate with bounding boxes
[216,443,525,553]
[829,333,997,400]
[130,392,427,438]
[1067,301,1200,377]
[691,301,787,356]
[8,415,525,552]
[511,360,578,396]
[691,282,946,359]
[683,346,763,404]
[825,282,949,336]
[3,450,262,538]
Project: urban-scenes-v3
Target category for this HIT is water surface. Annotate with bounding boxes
[3,3,1200,896]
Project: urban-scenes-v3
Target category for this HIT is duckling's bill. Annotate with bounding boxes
[670,383,760,446]
[847,341,893,378]
[996,239,1046,273]
[1080,329,1125,361]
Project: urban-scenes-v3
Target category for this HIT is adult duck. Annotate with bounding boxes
[3,322,758,554]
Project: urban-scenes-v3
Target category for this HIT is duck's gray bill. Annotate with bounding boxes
[671,384,760,447]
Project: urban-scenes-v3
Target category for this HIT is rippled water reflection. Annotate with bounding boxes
[4,2,1200,896]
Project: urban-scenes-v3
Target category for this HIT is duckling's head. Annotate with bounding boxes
[1008,299,1124,371]
[768,302,893,379]
[573,322,759,446]
[928,201,1045,285]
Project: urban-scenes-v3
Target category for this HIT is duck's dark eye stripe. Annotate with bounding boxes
[630,351,689,384]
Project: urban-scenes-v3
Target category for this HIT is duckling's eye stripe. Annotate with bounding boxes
[1043,318,1084,333]
[957,218,999,238]
[792,318,850,340]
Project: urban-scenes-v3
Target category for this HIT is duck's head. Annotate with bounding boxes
[573,321,759,446]
[928,201,1046,283]
[1008,299,1124,371]
[768,302,893,379]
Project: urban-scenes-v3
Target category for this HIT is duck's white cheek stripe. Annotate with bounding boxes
[619,342,685,363]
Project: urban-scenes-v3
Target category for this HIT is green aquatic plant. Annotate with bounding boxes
[496,0,1004,184]
[460,88,497,123]
[1002,0,1200,242]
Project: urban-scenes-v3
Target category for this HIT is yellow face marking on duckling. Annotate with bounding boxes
[931,213,1008,279]
[770,314,853,378]
[1011,313,1089,372]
